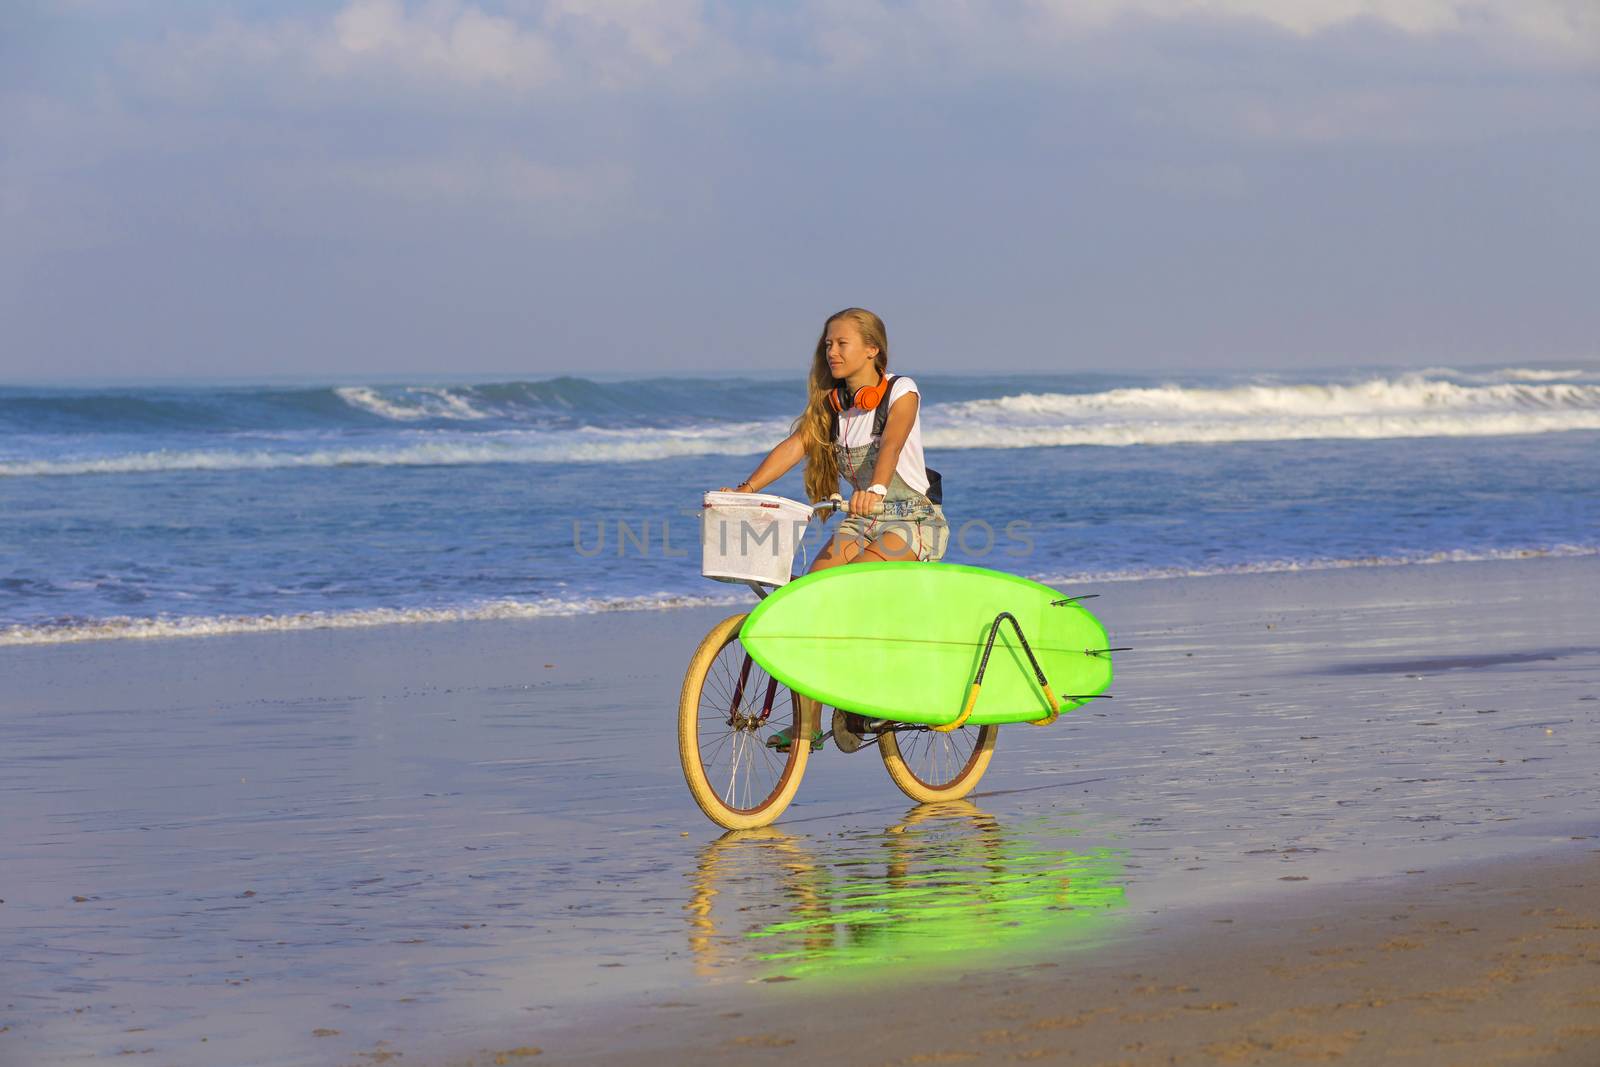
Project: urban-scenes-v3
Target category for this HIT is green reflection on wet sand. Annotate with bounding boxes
[686,802,1125,982]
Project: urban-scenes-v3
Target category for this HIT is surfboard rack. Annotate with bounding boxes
[937,611,1067,732]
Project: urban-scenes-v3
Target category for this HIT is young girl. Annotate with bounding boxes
[720,307,948,571]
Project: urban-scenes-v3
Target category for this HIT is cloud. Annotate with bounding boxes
[324,0,557,89]
[122,1,560,100]
[120,0,748,103]
[539,0,714,70]
[117,0,1598,106]
[778,0,1600,83]
[1029,0,1598,57]
[6,0,1586,256]
[6,0,1597,383]
[81,0,1593,171]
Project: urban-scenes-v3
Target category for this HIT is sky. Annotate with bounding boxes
[2,0,1598,381]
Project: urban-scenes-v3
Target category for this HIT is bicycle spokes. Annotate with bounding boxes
[694,638,804,816]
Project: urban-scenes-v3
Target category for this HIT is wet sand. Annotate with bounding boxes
[550,850,1600,1066]
[2,556,1597,1065]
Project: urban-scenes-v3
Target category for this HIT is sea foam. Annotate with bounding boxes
[1031,542,1600,587]
[5,372,1600,477]
[0,592,746,647]
[334,386,493,421]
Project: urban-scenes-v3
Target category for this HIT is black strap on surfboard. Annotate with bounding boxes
[941,610,1062,730]
[973,611,1051,691]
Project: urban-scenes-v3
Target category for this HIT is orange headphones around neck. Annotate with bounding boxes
[827,373,889,413]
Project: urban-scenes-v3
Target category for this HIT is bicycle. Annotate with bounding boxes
[678,491,1007,830]
[679,489,1119,830]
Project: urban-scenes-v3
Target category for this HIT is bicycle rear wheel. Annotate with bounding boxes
[679,613,816,830]
[879,723,998,803]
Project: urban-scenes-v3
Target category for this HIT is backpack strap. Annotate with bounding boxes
[870,375,901,440]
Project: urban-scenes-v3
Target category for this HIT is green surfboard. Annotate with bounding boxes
[740,562,1113,727]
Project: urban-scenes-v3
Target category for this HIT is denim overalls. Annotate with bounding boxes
[834,436,949,562]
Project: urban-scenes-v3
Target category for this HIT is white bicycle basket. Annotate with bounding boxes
[701,491,814,586]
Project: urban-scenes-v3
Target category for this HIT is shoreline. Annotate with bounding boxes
[3,545,1597,649]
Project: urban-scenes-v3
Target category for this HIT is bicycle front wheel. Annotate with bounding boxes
[879,723,998,803]
[678,613,816,830]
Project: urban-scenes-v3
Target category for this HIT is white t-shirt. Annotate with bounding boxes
[835,375,930,496]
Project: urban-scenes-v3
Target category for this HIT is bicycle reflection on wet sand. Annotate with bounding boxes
[685,802,1126,981]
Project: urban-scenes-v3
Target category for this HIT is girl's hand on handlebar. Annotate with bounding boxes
[848,489,885,517]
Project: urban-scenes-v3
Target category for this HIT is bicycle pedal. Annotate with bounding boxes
[767,728,826,754]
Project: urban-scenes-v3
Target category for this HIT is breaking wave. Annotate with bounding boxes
[0,422,794,477]
[4,369,1600,477]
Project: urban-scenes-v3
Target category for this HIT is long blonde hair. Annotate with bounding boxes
[798,307,889,502]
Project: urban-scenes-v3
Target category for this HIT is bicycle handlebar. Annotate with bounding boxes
[811,493,846,518]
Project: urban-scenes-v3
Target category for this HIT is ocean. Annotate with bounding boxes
[3,364,1598,646]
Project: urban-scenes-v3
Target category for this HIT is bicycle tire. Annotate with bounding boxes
[678,613,815,829]
[879,723,998,803]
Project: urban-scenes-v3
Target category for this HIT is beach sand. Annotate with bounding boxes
[550,850,1600,1067]
[2,556,1597,1066]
